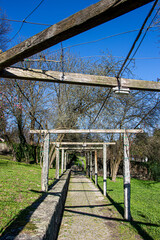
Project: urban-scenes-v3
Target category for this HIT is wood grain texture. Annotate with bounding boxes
[1,67,159,91]
[0,0,153,69]
[30,129,143,134]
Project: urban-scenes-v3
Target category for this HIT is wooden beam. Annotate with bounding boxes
[1,67,160,92]
[0,0,153,69]
[59,147,103,150]
[51,142,116,145]
[30,129,143,134]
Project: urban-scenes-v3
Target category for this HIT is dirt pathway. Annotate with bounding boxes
[58,170,120,240]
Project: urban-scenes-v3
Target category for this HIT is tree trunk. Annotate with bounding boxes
[30,115,35,145]
[110,142,123,181]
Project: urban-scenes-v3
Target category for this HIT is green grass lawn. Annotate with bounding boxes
[0,155,56,235]
[97,176,160,240]
[75,155,86,171]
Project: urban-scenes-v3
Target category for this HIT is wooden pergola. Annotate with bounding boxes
[0,0,159,93]
[30,128,143,220]
[0,0,157,223]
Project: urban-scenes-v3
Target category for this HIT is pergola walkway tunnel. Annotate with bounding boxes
[30,128,143,221]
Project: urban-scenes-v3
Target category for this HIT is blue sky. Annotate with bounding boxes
[1,0,160,81]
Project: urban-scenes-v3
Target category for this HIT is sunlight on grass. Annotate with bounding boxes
[97,176,160,240]
[0,157,56,235]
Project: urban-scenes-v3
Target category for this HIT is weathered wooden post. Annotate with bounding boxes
[64,151,67,171]
[61,148,64,174]
[103,144,107,196]
[123,131,131,221]
[41,133,50,192]
[85,152,87,175]
[95,150,98,186]
[56,143,60,179]
[66,152,68,166]
[87,152,90,177]
[90,151,93,180]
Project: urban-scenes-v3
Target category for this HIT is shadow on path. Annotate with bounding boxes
[96,183,159,240]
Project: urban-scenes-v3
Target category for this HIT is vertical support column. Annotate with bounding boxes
[66,152,68,166]
[56,143,60,179]
[85,152,87,175]
[64,151,67,171]
[87,152,90,177]
[61,148,64,174]
[123,132,131,221]
[103,144,107,196]
[90,151,93,180]
[95,150,98,186]
[41,133,50,192]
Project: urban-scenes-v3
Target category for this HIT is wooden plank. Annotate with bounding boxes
[41,133,50,192]
[103,144,107,196]
[1,67,160,92]
[95,150,98,186]
[30,129,143,134]
[123,131,131,221]
[0,0,153,69]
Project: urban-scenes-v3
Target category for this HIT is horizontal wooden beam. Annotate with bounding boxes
[1,67,160,91]
[30,129,143,134]
[59,147,103,150]
[51,142,116,145]
[0,0,153,69]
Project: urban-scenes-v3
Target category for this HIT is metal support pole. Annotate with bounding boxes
[41,133,50,192]
[95,150,98,186]
[61,148,64,174]
[56,143,60,179]
[123,132,131,221]
[103,144,107,196]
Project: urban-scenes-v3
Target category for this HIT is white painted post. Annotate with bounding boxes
[95,150,98,186]
[87,152,90,177]
[123,132,131,221]
[64,151,67,171]
[90,151,93,180]
[61,148,64,174]
[85,152,87,175]
[56,143,60,179]
[103,144,107,196]
[41,133,50,192]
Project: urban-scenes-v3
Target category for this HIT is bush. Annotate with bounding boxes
[12,143,40,163]
[149,162,160,181]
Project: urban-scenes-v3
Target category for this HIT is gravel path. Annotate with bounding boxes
[58,170,120,240]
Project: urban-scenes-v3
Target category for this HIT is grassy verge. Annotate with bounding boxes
[97,176,160,240]
[0,155,56,235]
[76,155,86,171]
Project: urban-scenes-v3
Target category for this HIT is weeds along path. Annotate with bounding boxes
[58,169,122,240]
